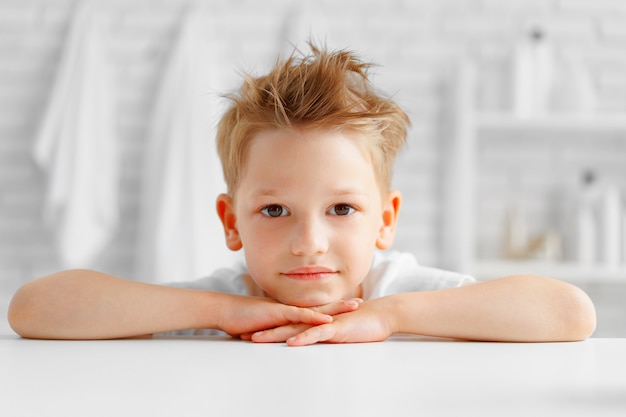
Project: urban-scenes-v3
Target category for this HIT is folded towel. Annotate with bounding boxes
[33,5,118,269]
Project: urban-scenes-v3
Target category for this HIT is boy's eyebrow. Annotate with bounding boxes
[332,188,369,197]
[251,188,280,197]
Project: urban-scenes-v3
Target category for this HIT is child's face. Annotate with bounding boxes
[217,128,400,307]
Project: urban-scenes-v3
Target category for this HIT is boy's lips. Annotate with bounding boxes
[281,266,338,281]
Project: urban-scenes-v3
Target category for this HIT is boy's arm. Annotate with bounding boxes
[7,269,334,340]
[389,275,596,342]
[254,275,597,346]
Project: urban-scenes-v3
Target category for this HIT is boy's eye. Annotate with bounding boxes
[329,204,355,216]
[261,204,289,218]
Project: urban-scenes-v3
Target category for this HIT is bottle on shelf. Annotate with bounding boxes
[600,183,622,268]
[576,170,599,266]
[527,229,563,262]
[503,199,529,260]
[575,169,624,269]
[622,208,626,265]
[511,23,555,117]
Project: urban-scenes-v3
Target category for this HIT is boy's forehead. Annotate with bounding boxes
[236,127,383,194]
[244,128,374,168]
[245,127,375,161]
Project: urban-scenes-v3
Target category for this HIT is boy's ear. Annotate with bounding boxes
[216,194,243,251]
[376,190,401,250]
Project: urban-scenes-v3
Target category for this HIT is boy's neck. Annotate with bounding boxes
[242,273,266,298]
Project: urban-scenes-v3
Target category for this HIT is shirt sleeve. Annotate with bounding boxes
[363,251,476,299]
[155,265,248,336]
[164,265,248,293]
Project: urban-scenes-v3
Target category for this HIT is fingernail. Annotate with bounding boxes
[254,331,264,337]
[345,300,358,307]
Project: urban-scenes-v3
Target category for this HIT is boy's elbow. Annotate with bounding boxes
[561,284,596,341]
[7,270,86,339]
[7,279,56,339]
[7,285,35,338]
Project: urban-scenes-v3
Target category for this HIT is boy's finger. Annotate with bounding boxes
[252,324,310,343]
[286,307,332,325]
[310,299,362,316]
[286,323,336,346]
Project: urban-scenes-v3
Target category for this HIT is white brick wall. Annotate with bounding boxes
[1,0,625,335]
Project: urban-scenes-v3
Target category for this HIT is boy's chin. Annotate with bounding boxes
[275,293,337,308]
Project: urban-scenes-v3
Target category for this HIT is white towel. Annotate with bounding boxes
[134,9,239,283]
[33,5,118,269]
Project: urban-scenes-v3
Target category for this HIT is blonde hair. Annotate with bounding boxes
[216,44,410,194]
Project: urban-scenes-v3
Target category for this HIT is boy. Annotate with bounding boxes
[8,45,596,345]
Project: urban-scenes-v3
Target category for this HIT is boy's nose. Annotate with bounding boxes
[290,216,329,256]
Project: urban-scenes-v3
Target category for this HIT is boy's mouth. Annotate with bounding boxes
[281,266,337,281]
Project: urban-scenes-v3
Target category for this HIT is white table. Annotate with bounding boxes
[1,330,625,417]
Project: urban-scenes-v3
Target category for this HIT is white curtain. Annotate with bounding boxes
[33,4,118,269]
[134,8,239,283]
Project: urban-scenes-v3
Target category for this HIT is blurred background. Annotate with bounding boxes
[0,0,625,336]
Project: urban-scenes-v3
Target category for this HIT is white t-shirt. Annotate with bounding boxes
[159,251,474,336]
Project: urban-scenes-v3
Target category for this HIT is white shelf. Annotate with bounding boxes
[442,64,626,284]
[476,112,626,131]
[473,259,626,284]
[441,64,626,285]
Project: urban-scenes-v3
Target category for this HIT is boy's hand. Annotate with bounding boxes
[251,297,396,346]
[217,294,348,338]
[237,298,362,341]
